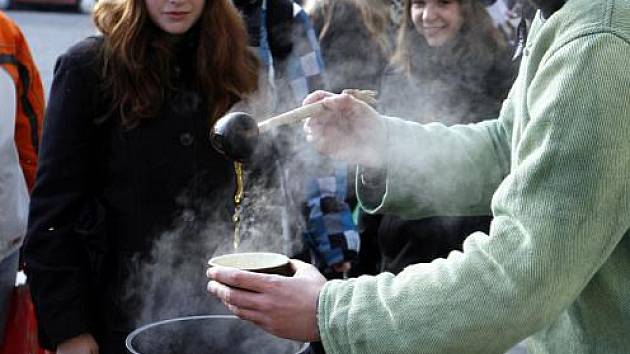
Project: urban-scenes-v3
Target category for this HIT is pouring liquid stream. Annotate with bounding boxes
[233,161,245,252]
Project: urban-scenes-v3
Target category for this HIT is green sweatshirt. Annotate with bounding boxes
[317,0,630,353]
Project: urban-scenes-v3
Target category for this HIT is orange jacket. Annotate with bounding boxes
[0,11,44,191]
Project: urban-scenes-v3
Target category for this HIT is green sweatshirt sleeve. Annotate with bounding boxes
[357,114,512,219]
[320,31,630,354]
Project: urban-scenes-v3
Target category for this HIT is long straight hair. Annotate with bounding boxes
[93,0,260,128]
[391,0,507,80]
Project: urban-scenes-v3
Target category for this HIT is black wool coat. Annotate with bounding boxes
[23,37,235,353]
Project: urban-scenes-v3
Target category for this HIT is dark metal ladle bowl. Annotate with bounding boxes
[126,315,308,354]
[210,112,259,162]
[210,90,378,162]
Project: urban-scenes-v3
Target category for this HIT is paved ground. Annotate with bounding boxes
[6,8,95,98]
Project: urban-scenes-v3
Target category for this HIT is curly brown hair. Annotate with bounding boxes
[391,0,508,81]
[93,0,259,128]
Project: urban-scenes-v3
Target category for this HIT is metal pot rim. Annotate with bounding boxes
[125,315,309,354]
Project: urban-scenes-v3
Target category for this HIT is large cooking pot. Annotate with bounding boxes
[126,315,309,354]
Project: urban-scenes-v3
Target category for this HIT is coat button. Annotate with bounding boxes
[179,132,194,146]
[182,209,196,222]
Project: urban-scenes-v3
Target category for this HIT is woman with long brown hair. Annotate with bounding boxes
[354,0,517,276]
[382,0,515,123]
[23,0,259,353]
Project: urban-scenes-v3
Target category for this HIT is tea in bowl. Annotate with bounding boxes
[208,252,293,276]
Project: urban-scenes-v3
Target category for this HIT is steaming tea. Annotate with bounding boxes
[233,161,244,251]
[208,252,292,276]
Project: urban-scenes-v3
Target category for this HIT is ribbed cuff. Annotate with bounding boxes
[317,280,352,354]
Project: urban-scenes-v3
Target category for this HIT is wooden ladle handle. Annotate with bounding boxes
[257,89,377,133]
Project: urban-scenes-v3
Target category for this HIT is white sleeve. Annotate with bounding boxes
[0,69,16,144]
[0,68,29,259]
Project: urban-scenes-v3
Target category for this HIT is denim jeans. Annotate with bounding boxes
[0,250,19,344]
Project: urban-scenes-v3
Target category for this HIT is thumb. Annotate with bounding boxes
[290,259,320,278]
[303,90,334,106]
[320,93,357,113]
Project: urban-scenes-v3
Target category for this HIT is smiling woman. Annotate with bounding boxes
[384,0,514,123]
[352,0,517,280]
[410,0,464,47]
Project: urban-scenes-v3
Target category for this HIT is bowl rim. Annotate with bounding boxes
[207,252,290,270]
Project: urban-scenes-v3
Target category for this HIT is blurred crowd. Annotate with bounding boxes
[1,0,537,353]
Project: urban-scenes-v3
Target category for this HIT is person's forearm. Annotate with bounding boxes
[319,29,630,354]
[357,116,510,219]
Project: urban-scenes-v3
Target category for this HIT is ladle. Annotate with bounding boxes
[210,89,377,162]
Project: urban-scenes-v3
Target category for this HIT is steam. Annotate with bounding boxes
[127,213,230,326]
[125,118,317,330]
